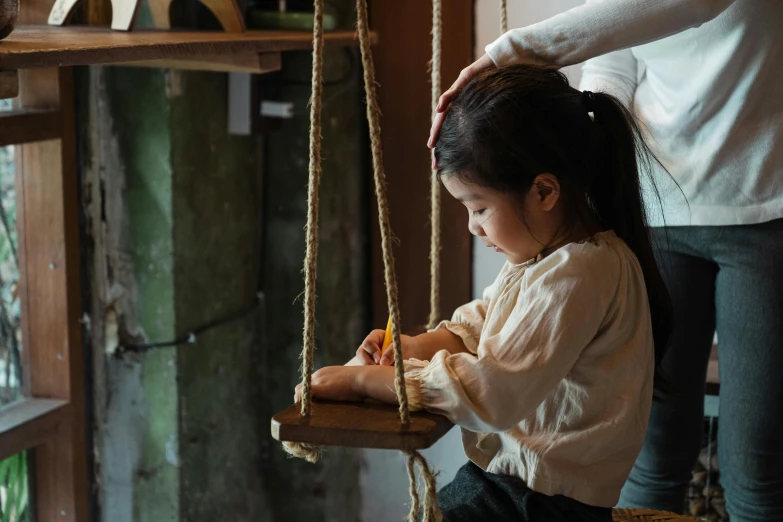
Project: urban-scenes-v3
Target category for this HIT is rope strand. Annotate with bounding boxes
[500,0,508,33]
[407,451,442,522]
[357,1,441,519]
[283,0,325,463]
[355,0,410,425]
[289,3,442,520]
[428,0,442,330]
[299,0,325,418]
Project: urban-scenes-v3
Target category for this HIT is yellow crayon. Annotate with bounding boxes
[380,315,393,355]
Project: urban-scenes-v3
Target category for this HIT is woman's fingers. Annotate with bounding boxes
[428,54,496,149]
[428,106,451,150]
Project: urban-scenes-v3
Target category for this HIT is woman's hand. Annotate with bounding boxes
[427,53,496,158]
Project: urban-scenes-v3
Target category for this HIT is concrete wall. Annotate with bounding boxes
[360,2,584,520]
[79,36,367,522]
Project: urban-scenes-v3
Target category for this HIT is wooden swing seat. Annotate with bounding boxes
[271,400,453,451]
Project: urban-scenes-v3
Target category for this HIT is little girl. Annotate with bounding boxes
[294,65,672,522]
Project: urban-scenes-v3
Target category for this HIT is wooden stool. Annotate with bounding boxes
[612,508,702,521]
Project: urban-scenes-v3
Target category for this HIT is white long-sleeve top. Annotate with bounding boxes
[485,0,783,227]
[404,231,655,507]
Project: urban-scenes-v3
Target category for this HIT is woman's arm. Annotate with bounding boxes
[579,48,639,108]
[429,0,734,149]
[487,0,735,68]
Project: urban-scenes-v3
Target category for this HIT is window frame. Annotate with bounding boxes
[0,5,90,520]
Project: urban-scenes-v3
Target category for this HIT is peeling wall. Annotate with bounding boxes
[77,17,367,521]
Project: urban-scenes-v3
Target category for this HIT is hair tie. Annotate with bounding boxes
[583,90,597,115]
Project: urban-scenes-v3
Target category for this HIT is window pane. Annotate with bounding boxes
[0,100,21,407]
[0,452,31,522]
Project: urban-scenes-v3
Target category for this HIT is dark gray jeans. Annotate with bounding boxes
[437,462,611,522]
[618,219,783,522]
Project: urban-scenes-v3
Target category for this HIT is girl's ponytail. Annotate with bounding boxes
[587,92,673,395]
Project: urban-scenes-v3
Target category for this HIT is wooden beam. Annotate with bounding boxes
[0,399,69,461]
[112,51,282,74]
[0,109,60,146]
[0,70,19,99]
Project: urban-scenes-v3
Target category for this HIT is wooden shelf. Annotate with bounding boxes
[0,25,365,72]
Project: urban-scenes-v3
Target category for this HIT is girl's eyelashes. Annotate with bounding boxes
[472,209,486,217]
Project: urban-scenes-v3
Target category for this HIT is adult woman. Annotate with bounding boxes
[428,2,783,521]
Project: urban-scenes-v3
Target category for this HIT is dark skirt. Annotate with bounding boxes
[436,462,612,522]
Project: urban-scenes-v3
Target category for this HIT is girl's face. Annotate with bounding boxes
[441,174,562,265]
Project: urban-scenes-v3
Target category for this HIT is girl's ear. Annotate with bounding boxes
[532,173,561,211]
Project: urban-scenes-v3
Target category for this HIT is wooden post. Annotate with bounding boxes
[369,0,473,331]
[16,65,89,522]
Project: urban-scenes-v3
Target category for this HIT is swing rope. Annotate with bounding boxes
[500,0,508,33]
[428,0,442,330]
[356,1,442,515]
[281,0,325,465]
[284,0,442,519]
[355,0,410,426]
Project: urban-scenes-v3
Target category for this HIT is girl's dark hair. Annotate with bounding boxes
[435,65,672,395]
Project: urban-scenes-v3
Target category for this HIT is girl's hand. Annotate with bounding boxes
[378,334,424,366]
[351,329,387,365]
[427,53,496,157]
[352,329,423,366]
[294,366,365,402]
[294,365,398,405]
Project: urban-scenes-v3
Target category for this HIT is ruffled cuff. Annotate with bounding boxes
[403,359,429,412]
[402,354,457,419]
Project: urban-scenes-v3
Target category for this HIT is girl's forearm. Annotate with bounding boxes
[411,327,472,360]
[354,365,399,404]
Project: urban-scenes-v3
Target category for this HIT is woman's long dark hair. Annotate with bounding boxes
[435,65,672,395]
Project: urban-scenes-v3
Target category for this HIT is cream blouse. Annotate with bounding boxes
[404,231,654,507]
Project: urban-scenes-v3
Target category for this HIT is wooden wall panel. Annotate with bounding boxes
[369,0,474,332]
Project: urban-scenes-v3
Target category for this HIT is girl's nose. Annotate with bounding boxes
[468,219,485,237]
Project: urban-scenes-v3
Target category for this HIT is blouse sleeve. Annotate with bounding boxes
[485,0,735,68]
[405,248,622,433]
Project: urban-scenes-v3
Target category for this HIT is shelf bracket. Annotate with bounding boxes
[49,0,142,31]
